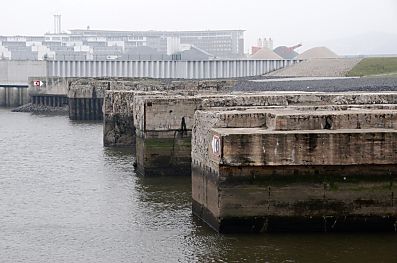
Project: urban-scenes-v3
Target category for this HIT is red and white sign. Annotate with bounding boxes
[211,135,221,156]
[33,80,44,87]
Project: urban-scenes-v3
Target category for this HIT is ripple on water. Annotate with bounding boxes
[1,109,396,263]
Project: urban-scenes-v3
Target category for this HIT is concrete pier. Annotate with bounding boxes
[27,77,74,110]
[133,95,204,176]
[103,79,235,146]
[67,79,108,120]
[70,78,235,122]
[132,92,397,176]
[69,97,104,120]
[104,90,164,146]
[191,103,397,233]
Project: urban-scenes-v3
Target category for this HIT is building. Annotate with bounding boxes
[251,37,274,55]
[0,29,244,61]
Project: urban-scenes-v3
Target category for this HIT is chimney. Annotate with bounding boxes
[54,14,61,34]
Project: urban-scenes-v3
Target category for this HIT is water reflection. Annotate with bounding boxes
[1,108,396,263]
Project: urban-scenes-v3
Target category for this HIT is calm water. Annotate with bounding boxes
[0,108,396,263]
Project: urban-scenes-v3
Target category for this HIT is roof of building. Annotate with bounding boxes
[250,47,283,60]
[273,46,299,59]
[68,29,245,36]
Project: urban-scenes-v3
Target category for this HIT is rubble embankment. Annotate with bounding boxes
[11,103,68,114]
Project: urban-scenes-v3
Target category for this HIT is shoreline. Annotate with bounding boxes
[11,103,69,114]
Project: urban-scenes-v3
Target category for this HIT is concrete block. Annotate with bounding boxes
[103,90,165,146]
[212,128,397,166]
[136,135,191,176]
[192,96,397,233]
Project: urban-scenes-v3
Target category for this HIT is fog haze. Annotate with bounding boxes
[2,0,397,54]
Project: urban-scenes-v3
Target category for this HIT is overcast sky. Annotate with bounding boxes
[2,0,397,52]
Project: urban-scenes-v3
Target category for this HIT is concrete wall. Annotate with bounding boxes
[0,59,300,83]
[47,59,300,79]
[28,77,76,96]
[0,86,29,107]
[31,95,68,107]
[134,95,204,135]
[0,61,46,84]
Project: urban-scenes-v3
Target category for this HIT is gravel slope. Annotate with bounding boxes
[266,58,363,77]
[234,77,397,92]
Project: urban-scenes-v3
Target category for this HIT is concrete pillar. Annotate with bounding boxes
[10,87,18,107]
[0,87,5,106]
[139,61,143,77]
[160,61,164,79]
[146,61,150,77]
[136,61,140,77]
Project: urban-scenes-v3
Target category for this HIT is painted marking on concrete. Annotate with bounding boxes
[211,135,221,156]
[33,80,44,87]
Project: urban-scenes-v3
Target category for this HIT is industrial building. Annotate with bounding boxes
[0,28,245,61]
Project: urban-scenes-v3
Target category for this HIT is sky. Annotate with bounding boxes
[1,0,397,54]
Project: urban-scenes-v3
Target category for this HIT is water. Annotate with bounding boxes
[0,108,396,263]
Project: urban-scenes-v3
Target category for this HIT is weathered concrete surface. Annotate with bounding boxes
[192,162,397,233]
[133,95,205,136]
[192,128,397,233]
[70,78,235,121]
[133,92,397,176]
[266,109,397,131]
[133,94,210,175]
[192,107,397,166]
[201,92,397,108]
[136,135,192,176]
[28,77,76,96]
[69,78,236,99]
[103,79,235,145]
[104,90,165,146]
[215,128,397,166]
[132,93,287,176]
[191,98,397,233]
